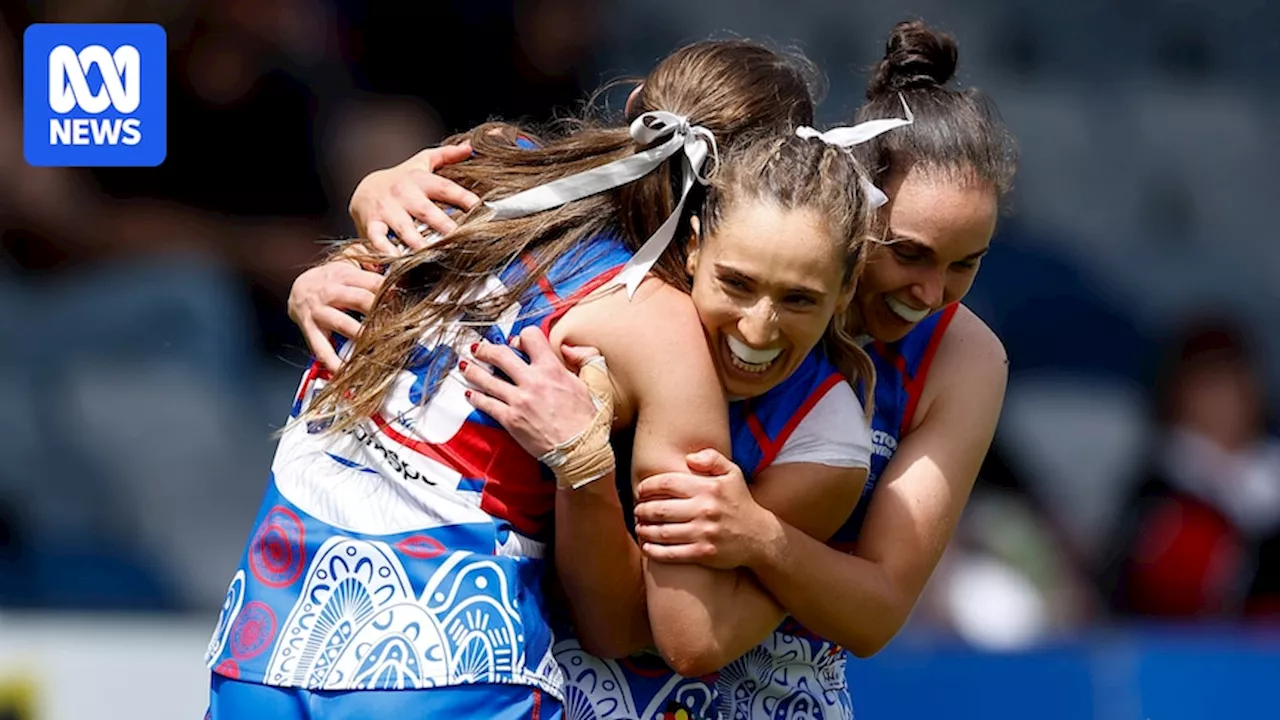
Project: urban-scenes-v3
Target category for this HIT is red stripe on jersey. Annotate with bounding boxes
[521,253,562,305]
[755,372,847,473]
[901,303,958,433]
[746,412,772,472]
[372,414,552,538]
[295,360,330,404]
[539,265,625,334]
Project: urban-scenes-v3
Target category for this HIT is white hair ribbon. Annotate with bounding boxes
[795,93,914,209]
[485,111,718,298]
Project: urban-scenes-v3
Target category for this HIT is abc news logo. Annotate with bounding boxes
[23,24,166,167]
[48,44,143,146]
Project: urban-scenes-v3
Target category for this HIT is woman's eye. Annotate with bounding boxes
[892,246,922,262]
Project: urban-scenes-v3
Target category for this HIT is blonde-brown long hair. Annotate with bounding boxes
[305,39,820,434]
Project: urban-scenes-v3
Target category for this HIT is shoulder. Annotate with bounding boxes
[937,304,1006,369]
[775,380,872,469]
[912,304,1008,430]
[553,277,711,425]
[804,378,868,436]
[930,304,1007,390]
[556,276,701,350]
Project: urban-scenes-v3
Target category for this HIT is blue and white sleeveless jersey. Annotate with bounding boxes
[204,236,632,700]
[832,302,959,547]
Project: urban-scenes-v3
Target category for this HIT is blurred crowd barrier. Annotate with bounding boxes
[855,626,1280,720]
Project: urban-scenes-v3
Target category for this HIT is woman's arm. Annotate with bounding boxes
[637,379,871,571]
[287,147,478,368]
[552,279,763,671]
[635,307,1006,656]
[460,326,652,658]
[287,256,382,372]
[474,315,874,671]
[348,143,479,252]
[637,455,866,571]
[744,309,1008,656]
[637,451,869,669]
[614,364,869,673]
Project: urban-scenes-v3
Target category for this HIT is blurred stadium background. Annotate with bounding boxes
[3,0,1280,718]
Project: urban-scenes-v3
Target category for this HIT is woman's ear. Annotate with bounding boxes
[685,215,702,277]
[625,82,645,117]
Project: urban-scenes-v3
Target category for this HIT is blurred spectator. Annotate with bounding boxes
[0,0,604,613]
[1101,318,1280,620]
[910,465,1094,650]
[336,0,602,132]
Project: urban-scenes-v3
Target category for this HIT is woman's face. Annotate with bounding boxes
[687,201,852,399]
[854,166,999,343]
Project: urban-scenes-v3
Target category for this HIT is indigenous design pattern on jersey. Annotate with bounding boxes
[557,349,854,720]
[832,303,958,547]
[205,236,631,699]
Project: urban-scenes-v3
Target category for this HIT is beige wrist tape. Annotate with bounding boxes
[539,356,617,490]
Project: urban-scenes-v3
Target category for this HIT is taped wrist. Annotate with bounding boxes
[539,356,616,490]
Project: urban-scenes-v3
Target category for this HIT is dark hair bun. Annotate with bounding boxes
[867,20,959,99]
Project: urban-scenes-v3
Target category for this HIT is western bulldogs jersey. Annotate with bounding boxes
[205,236,632,699]
[833,303,959,548]
[557,349,866,720]
[557,306,959,720]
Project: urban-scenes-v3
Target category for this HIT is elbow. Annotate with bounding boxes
[573,618,651,660]
[844,597,911,659]
[845,630,895,659]
[654,633,732,678]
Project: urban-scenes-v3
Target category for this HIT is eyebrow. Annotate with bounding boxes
[713,262,827,297]
[888,233,990,262]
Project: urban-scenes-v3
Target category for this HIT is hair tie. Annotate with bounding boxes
[795,94,914,209]
[485,111,718,298]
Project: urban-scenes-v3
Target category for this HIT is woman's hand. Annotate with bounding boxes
[349,143,481,253]
[634,448,778,570]
[287,258,384,372]
[462,326,614,459]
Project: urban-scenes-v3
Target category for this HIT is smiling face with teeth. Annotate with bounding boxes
[852,167,999,343]
[686,203,854,400]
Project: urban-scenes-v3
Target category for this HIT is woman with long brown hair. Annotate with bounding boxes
[202,38,834,720]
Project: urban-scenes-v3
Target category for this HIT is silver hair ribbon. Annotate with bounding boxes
[794,93,915,209]
[485,111,718,298]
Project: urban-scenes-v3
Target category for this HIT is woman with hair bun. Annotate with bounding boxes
[615,20,1018,717]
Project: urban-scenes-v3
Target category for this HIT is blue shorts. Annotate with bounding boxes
[208,674,562,720]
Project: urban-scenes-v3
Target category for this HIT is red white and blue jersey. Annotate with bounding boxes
[558,349,862,720]
[726,351,850,477]
[558,307,960,720]
[205,236,632,700]
[832,302,959,548]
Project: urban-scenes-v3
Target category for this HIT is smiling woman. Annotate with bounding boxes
[688,133,870,401]
[446,124,885,720]
[859,168,998,341]
[846,18,1016,345]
